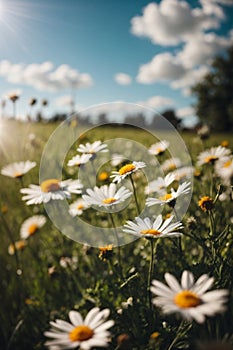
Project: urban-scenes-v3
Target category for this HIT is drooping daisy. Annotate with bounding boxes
[148,140,169,156]
[198,196,214,212]
[67,154,92,167]
[77,141,108,158]
[8,240,27,255]
[197,146,231,166]
[1,161,36,179]
[82,183,132,208]
[215,156,233,183]
[21,179,83,205]
[145,173,175,195]
[123,215,183,239]
[20,215,46,239]
[69,199,89,217]
[151,270,228,323]
[161,158,182,172]
[146,182,190,207]
[111,161,146,183]
[44,307,114,350]
[98,244,113,261]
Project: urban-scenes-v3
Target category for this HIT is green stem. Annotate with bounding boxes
[147,239,156,309]
[109,213,122,278]
[167,320,187,350]
[129,174,140,215]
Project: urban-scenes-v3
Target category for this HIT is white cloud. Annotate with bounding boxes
[53,95,74,107]
[0,61,94,92]
[171,65,210,93]
[177,32,233,68]
[114,73,132,85]
[130,0,219,46]
[138,95,174,109]
[176,106,195,118]
[136,53,186,84]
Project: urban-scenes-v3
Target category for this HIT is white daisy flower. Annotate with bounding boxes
[170,166,194,181]
[20,215,46,239]
[145,173,175,195]
[1,161,36,178]
[77,141,108,158]
[82,183,132,208]
[215,156,233,182]
[123,215,183,239]
[151,270,228,323]
[146,182,190,207]
[161,158,182,172]
[148,140,169,156]
[69,199,89,217]
[67,154,92,167]
[44,307,114,350]
[20,179,83,205]
[197,146,231,166]
[110,153,125,167]
[111,161,146,183]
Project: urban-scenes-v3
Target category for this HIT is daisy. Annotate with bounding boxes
[215,156,233,182]
[151,270,228,323]
[146,182,190,207]
[148,140,169,156]
[123,215,183,239]
[82,183,132,208]
[170,166,193,181]
[145,173,175,195]
[98,244,113,261]
[110,154,125,167]
[44,307,114,350]
[21,179,83,205]
[1,161,36,178]
[111,161,146,183]
[161,158,182,172]
[69,199,89,217]
[67,154,92,167]
[197,146,231,166]
[77,141,108,158]
[20,215,47,239]
[8,240,27,255]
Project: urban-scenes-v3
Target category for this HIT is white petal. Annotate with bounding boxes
[164,273,181,292]
[69,311,83,326]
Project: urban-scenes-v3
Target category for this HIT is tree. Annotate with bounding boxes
[191,46,233,131]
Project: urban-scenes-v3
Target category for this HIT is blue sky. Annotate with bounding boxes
[0,0,233,125]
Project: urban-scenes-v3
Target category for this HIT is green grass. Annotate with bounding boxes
[0,119,233,350]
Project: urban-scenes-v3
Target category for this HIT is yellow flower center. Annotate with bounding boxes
[28,224,39,235]
[140,229,161,236]
[174,290,201,308]
[156,147,164,154]
[102,197,117,204]
[40,179,60,193]
[119,163,136,175]
[69,325,94,342]
[150,332,160,339]
[223,160,232,168]
[159,193,172,201]
[14,172,23,178]
[77,204,84,210]
[204,156,217,163]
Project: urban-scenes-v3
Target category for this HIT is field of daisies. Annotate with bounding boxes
[0,119,233,350]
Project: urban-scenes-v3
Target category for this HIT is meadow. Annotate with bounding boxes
[0,118,232,350]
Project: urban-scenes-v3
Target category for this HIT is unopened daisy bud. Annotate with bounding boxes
[98,171,109,181]
[1,204,8,214]
[198,196,214,212]
[117,333,131,350]
[8,240,27,255]
[98,244,113,261]
[150,331,160,340]
[221,140,229,148]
